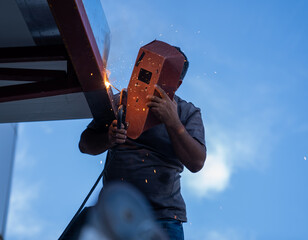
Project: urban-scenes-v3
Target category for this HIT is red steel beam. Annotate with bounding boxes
[0,45,68,63]
[47,0,115,124]
[0,68,67,82]
[0,76,82,103]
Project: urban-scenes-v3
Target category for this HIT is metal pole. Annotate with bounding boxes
[0,124,18,239]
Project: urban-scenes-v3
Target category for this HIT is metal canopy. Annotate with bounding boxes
[0,0,115,124]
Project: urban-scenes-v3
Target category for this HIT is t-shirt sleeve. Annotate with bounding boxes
[87,119,109,132]
[181,102,206,146]
[86,93,120,132]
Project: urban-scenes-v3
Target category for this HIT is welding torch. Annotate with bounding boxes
[117,89,127,130]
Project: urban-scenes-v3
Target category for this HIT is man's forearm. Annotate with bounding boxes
[79,120,128,155]
[166,119,206,173]
[79,128,111,155]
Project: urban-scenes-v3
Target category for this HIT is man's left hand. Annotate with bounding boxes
[146,84,180,127]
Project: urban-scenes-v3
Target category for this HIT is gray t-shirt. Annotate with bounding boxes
[88,95,205,222]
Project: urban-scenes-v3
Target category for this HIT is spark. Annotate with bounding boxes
[100,161,102,164]
[103,69,121,92]
[153,169,156,174]
[106,69,111,77]
[304,156,307,161]
[105,79,121,92]
[145,179,148,183]
[105,80,111,89]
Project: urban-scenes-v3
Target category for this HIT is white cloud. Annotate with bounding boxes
[39,123,54,134]
[183,143,231,197]
[182,118,274,198]
[181,65,278,198]
[205,229,257,240]
[6,182,43,238]
[5,127,50,240]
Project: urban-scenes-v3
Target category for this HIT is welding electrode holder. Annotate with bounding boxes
[117,105,124,129]
[117,89,127,130]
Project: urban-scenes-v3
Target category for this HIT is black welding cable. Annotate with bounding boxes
[58,169,104,240]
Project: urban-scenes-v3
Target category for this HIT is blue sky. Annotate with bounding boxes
[4,0,308,239]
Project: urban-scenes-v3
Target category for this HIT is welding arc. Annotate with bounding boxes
[109,83,121,92]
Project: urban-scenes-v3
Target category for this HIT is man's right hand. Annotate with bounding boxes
[108,119,127,147]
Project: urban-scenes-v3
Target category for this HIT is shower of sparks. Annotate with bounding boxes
[105,80,121,92]
[103,70,121,92]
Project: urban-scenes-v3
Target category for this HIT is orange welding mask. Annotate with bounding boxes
[126,40,185,139]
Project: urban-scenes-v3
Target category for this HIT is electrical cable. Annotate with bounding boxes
[58,169,104,240]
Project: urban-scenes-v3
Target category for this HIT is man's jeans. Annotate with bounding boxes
[157,219,184,240]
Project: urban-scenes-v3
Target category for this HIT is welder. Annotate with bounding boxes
[79,41,207,240]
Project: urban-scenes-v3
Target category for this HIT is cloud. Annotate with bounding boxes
[183,142,231,197]
[205,229,257,240]
[182,117,273,198]
[181,62,279,198]
[5,127,50,240]
[6,181,43,238]
[39,123,54,135]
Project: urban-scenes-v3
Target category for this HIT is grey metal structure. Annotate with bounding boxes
[15,0,62,45]
[0,124,17,240]
[0,0,113,238]
[0,0,113,123]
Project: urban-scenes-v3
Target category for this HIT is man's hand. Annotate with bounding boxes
[146,84,206,173]
[79,119,127,155]
[146,84,180,127]
[108,119,127,147]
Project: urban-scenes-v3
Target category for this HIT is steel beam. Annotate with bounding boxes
[0,45,68,63]
[0,68,67,82]
[0,74,81,103]
[47,0,115,125]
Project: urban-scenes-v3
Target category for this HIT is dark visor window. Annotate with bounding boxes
[138,68,152,84]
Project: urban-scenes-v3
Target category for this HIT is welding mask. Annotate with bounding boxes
[126,40,185,139]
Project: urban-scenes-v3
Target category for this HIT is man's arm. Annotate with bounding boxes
[79,120,127,155]
[146,85,206,173]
